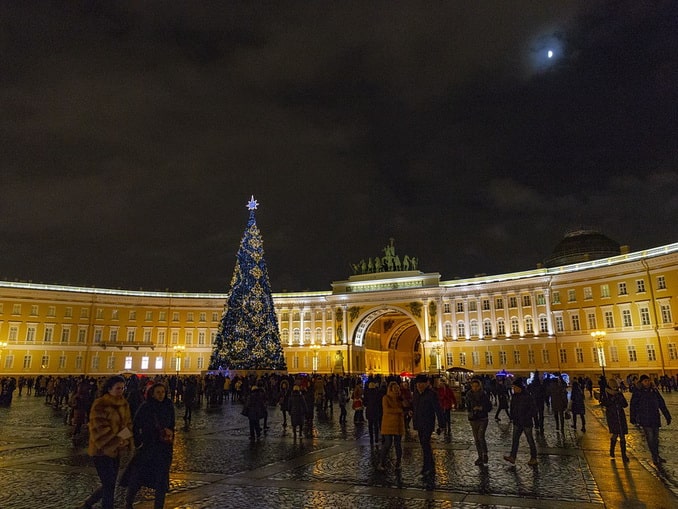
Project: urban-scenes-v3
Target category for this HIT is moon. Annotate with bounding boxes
[547,50,554,58]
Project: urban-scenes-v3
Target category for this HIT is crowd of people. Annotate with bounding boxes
[0,369,674,506]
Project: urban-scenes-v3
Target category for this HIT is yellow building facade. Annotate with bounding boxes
[1,242,677,380]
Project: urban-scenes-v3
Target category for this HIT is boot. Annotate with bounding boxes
[620,441,630,462]
[610,436,617,458]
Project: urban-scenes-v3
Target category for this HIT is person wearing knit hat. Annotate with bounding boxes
[504,378,538,466]
[630,374,672,465]
[601,377,629,461]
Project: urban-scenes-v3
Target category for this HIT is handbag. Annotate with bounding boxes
[352,399,363,410]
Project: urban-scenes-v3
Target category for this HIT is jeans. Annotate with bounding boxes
[510,424,537,459]
[380,434,402,466]
[418,430,434,473]
[642,426,660,459]
[93,455,120,509]
[470,418,488,458]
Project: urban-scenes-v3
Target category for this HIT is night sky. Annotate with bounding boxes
[1,1,677,293]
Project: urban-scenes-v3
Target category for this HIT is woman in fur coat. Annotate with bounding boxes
[79,375,134,509]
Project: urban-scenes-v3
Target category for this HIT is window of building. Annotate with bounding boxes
[126,329,135,342]
[212,331,217,344]
[459,352,466,366]
[542,349,550,364]
[171,331,178,344]
[511,317,519,334]
[593,347,599,364]
[94,329,102,343]
[184,312,192,322]
[141,356,149,370]
[457,322,466,337]
[536,294,546,306]
[610,346,619,363]
[555,316,564,332]
[172,312,179,321]
[660,304,672,324]
[282,329,289,344]
[91,356,99,370]
[622,309,632,327]
[64,307,72,318]
[568,289,576,302]
[657,275,666,290]
[513,350,521,365]
[159,311,167,321]
[26,326,36,342]
[44,326,53,343]
[145,311,153,321]
[584,287,593,300]
[668,343,677,361]
[78,329,86,343]
[4,355,13,369]
[604,310,614,328]
[444,323,453,338]
[281,312,289,322]
[495,297,504,309]
[12,304,21,315]
[472,351,480,366]
[522,295,531,307]
[587,312,597,329]
[198,331,206,345]
[446,352,453,367]
[304,328,311,343]
[571,315,580,331]
[8,326,18,342]
[157,330,166,345]
[456,302,464,313]
[627,346,637,362]
[80,308,89,319]
[497,319,505,335]
[41,355,49,369]
[144,329,152,343]
[509,297,517,308]
[560,348,568,364]
[96,308,104,319]
[443,303,451,313]
[539,315,548,333]
[185,331,193,345]
[124,356,133,370]
[636,279,646,293]
[107,356,115,369]
[293,312,300,321]
[485,351,493,365]
[111,309,119,320]
[293,328,301,344]
[527,349,535,364]
[470,320,479,336]
[618,282,627,296]
[640,306,651,326]
[467,301,476,312]
[303,311,311,321]
[30,305,38,316]
[155,357,163,370]
[128,310,135,321]
[61,328,70,343]
[23,355,32,369]
[600,284,610,298]
[483,320,492,336]
[499,351,507,365]
[525,317,534,334]
[552,291,561,304]
[575,347,584,363]
[212,312,219,321]
[482,299,490,311]
[646,344,657,362]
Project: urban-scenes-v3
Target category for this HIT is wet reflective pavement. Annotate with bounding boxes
[1,391,676,509]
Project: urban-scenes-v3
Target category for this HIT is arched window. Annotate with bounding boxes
[444,322,453,338]
[539,315,549,333]
[510,318,520,334]
[457,322,466,337]
[293,328,301,344]
[315,327,322,342]
[304,328,311,343]
[497,319,506,335]
[483,319,493,336]
[470,320,479,336]
[525,316,534,334]
[282,329,290,344]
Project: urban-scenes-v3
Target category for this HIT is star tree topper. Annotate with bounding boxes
[247,195,259,210]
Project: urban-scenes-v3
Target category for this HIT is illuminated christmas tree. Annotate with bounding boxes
[209,196,287,371]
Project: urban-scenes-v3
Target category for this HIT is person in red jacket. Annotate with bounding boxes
[436,379,457,436]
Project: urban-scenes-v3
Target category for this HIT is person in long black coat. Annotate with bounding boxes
[412,374,444,477]
[630,375,672,465]
[244,385,266,440]
[125,382,175,509]
[601,378,629,462]
[288,385,307,438]
[570,381,586,432]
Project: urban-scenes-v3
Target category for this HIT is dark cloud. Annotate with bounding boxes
[0,1,676,291]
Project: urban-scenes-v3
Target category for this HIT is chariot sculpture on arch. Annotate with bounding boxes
[350,238,419,275]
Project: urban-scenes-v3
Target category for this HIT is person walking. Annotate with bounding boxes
[601,378,629,462]
[503,378,538,466]
[70,381,93,445]
[412,374,444,478]
[570,380,586,432]
[364,381,382,448]
[549,377,568,431]
[288,385,307,439]
[494,382,510,422]
[630,374,672,465]
[352,381,365,423]
[124,382,175,509]
[436,379,456,435]
[244,384,266,440]
[528,373,546,432]
[377,381,405,471]
[466,377,493,465]
[79,375,134,509]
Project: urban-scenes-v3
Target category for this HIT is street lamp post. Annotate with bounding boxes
[310,344,321,373]
[591,330,607,380]
[173,345,185,378]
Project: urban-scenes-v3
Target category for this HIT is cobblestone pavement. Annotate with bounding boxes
[1,390,677,509]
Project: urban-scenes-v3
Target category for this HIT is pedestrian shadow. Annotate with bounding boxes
[611,463,650,509]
